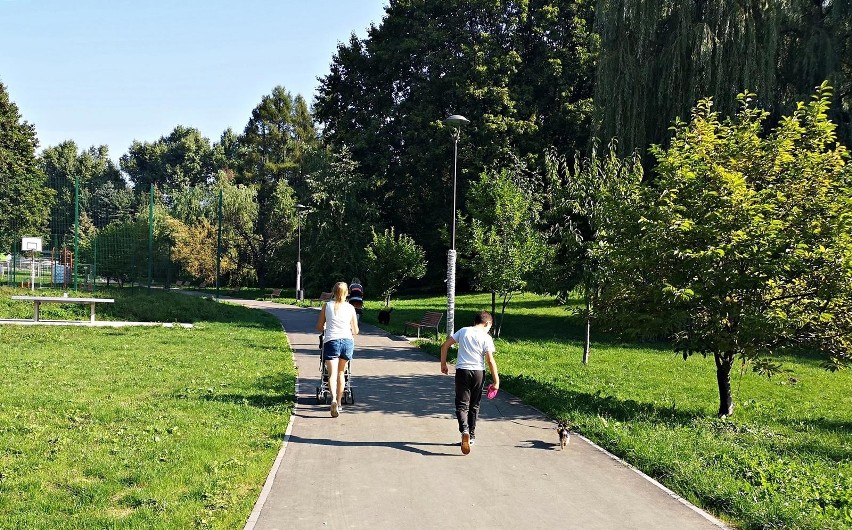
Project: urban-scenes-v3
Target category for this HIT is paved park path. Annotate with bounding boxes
[230,299,730,530]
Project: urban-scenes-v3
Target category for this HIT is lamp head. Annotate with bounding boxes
[444,114,469,127]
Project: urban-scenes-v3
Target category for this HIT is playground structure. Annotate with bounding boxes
[3,242,93,291]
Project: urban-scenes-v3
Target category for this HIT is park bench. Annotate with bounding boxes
[310,292,333,306]
[12,295,115,323]
[268,288,283,300]
[403,311,443,339]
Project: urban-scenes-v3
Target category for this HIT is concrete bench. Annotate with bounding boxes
[12,295,115,323]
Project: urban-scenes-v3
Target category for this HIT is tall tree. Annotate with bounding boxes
[41,141,127,241]
[300,146,377,292]
[599,86,852,417]
[120,125,215,191]
[314,0,598,280]
[237,87,318,287]
[595,0,852,157]
[0,81,54,251]
[777,0,852,147]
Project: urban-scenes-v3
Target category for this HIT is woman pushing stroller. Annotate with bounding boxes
[316,281,359,417]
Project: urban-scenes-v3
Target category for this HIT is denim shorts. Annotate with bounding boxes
[322,338,354,361]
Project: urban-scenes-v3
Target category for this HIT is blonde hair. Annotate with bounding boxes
[332,282,348,303]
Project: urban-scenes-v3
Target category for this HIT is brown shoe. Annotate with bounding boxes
[330,401,339,418]
[461,432,471,455]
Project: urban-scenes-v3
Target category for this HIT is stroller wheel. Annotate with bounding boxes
[315,388,322,405]
[346,390,354,405]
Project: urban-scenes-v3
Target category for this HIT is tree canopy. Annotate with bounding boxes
[0,81,53,250]
[595,0,852,156]
[314,0,598,278]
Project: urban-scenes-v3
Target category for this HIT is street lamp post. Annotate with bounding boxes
[444,114,469,336]
[295,204,310,301]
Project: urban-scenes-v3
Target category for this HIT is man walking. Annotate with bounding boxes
[440,311,500,454]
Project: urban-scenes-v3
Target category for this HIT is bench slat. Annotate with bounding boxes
[403,311,443,339]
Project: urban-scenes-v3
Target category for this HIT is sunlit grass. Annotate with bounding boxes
[363,291,852,530]
[0,287,294,529]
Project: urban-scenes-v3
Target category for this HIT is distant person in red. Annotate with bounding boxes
[440,311,500,454]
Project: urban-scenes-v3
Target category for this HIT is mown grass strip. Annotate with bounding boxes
[0,287,294,529]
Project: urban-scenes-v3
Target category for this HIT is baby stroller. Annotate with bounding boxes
[315,333,355,405]
[348,280,364,320]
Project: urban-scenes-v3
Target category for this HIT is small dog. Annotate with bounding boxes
[378,307,393,324]
[556,421,570,450]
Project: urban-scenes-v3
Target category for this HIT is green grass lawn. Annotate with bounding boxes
[362,292,852,530]
[0,287,294,529]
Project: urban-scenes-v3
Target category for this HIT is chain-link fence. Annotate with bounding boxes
[3,174,224,293]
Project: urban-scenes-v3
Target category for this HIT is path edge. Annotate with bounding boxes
[575,432,733,529]
[243,322,298,530]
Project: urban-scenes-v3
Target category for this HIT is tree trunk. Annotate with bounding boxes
[582,293,591,364]
[491,291,496,320]
[714,351,736,417]
[496,293,510,338]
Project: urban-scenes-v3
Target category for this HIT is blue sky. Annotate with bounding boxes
[0,0,387,160]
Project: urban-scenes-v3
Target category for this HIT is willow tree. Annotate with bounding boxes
[595,0,851,156]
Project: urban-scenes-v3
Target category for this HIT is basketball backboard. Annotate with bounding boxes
[22,237,42,252]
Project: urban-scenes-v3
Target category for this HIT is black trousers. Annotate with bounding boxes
[454,369,485,435]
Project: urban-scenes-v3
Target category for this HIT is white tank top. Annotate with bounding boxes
[323,301,356,341]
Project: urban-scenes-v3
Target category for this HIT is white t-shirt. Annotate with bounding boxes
[323,302,357,341]
[452,326,495,370]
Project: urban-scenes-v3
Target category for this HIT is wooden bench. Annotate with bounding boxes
[403,311,444,339]
[310,292,333,306]
[12,295,115,323]
[268,288,283,300]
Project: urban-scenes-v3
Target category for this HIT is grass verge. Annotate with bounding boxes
[0,287,294,529]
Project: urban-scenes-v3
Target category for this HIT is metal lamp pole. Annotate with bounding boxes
[295,204,309,301]
[444,114,469,336]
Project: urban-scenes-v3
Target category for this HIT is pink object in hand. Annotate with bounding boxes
[487,384,498,400]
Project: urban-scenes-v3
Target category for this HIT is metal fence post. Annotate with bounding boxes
[92,237,97,292]
[216,187,222,300]
[148,184,154,289]
[74,174,79,291]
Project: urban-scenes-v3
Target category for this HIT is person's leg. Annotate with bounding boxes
[468,370,485,437]
[325,358,339,402]
[336,359,348,406]
[454,369,473,433]
[324,340,341,417]
[337,339,354,407]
